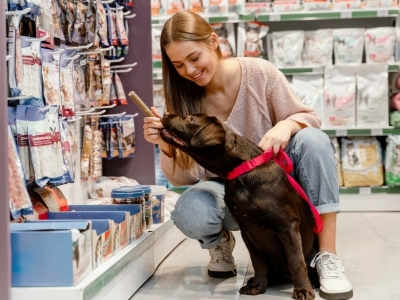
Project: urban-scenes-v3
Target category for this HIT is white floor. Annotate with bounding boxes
[130,212,400,300]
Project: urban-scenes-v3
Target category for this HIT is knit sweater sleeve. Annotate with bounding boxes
[265,62,321,128]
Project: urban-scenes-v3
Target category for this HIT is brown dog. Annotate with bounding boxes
[160,113,319,299]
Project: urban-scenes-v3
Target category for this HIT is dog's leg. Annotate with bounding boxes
[239,231,269,295]
[278,223,315,300]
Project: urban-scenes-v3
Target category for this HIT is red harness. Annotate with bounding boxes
[226,149,323,234]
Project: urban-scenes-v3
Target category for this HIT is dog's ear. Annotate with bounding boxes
[225,130,236,152]
[191,119,226,147]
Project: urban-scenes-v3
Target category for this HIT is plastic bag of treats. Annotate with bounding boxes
[16,105,35,182]
[114,72,128,105]
[72,0,89,45]
[237,22,269,59]
[97,0,109,47]
[120,115,135,158]
[81,117,94,181]
[385,135,400,186]
[42,47,62,106]
[90,116,103,180]
[340,137,384,187]
[59,119,75,182]
[7,14,23,98]
[59,54,76,117]
[115,4,128,46]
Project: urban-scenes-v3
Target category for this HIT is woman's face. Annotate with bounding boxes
[165,36,219,86]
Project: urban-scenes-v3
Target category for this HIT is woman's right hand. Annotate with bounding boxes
[143,107,164,145]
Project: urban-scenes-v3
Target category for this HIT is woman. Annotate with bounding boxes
[143,11,353,300]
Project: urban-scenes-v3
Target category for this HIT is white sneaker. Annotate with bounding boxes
[208,229,237,278]
[311,251,353,299]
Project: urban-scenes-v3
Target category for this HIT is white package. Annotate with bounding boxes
[237,22,269,59]
[356,64,389,128]
[271,30,304,67]
[211,23,236,58]
[323,65,356,128]
[364,27,396,64]
[303,29,333,66]
[291,75,324,125]
[333,28,364,65]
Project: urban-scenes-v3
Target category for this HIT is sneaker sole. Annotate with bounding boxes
[208,269,237,278]
[319,289,353,300]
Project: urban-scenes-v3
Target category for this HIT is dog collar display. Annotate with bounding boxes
[226,149,323,234]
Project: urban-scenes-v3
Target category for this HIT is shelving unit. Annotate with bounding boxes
[11,219,186,300]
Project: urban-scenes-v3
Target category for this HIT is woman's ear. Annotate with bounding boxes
[210,32,219,49]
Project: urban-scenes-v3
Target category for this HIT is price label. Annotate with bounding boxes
[335,129,347,136]
[359,187,372,195]
[377,10,389,17]
[371,128,383,135]
[269,14,281,22]
[340,11,352,19]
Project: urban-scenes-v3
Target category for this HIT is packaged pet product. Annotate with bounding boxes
[333,28,364,65]
[365,0,397,7]
[90,117,103,180]
[291,75,324,125]
[303,29,333,66]
[303,0,332,10]
[243,0,272,13]
[151,0,165,16]
[120,115,136,158]
[333,0,362,9]
[228,0,244,13]
[207,0,228,14]
[273,0,302,12]
[152,26,162,62]
[364,27,395,64]
[42,48,62,106]
[330,137,343,186]
[97,0,109,47]
[385,135,400,186]
[16,105,35,182]
[341,137,384,187]
[166,0,186,14]
[189,0,205,12]
[8,15,23,98]
[81,120,94,181]
[211,23,236,58]
[74,56,89,108]
[60,120,75,182]
[237,22,269,59]
[323,65,356,128]
[59,55,75,117]
[153,83,165,114]
[271,30,304,68]
[356,64,389,128]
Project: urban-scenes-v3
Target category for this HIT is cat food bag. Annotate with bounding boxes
[341,137,384,187]
[237,22,269,59]
[271,30,304,67]
[356,64,389,128]
[364,27,395,64]
[303,29,333,66]
[211,23,236,58]
[324,65,356,128]
[333,28,364,65]
[385,135,400,186]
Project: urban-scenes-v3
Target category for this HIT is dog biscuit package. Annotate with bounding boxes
[324,65,356,128]
[42,48,62,106]
[385,135,400,186]
[356,64,389,128]
[341,137,384,187]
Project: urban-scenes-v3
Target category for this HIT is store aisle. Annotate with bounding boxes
[130,212,400,300]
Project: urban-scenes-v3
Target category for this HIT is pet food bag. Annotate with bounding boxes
[341,137,384,187]
[237,22,269,59]
[356,64,389,128]
[211,23,236,58]
[364,27,396,64]
[333,28,364,65]
[385,135,400,186]
[303,29,333,66]
[271,30,304,68]
[324,65,356,128]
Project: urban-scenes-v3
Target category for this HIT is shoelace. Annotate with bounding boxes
[311,251,345,278]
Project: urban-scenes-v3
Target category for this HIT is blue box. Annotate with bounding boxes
[10,221,93,287]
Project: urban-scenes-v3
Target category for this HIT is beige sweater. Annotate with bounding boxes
[160,57,321,186]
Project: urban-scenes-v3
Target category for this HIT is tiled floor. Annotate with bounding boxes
[130,212,400,300]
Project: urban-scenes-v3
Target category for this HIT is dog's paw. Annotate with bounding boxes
[292,287,315,300]
[239,278,267,295]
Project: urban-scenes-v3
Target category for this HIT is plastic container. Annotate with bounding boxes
[149,185,167,224]
[136,185,153,228]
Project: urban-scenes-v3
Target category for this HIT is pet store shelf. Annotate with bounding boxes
[339,186,400,194]
[152,13,240,25]
[322,127,400,137]
[11,219,186,300]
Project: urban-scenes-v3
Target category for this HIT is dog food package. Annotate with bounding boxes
[303,29,333,66]
[166,0,187,14]
[333,0,362,9]
[341,137,384,187]
[303,0,332,10]
[59,55,75,117]
[188,0,204,13]
[242,0,272,13]
[211,23,236,58]
[20,37,44,106]
[151,0,165,16]
[120,115,136,158]
[385,135,400,186]
[237,22,269,59]
[270,30,304,68]
[331,137,343,186]
[323,65,356,128]
[81,121,94,181]
[364,27,396,64]
[60,120,75,182]
[291,75,324,125]
[8,125,34,219]
[356,64,389,128]
[42,48,62,106]
[333,28,364,65]
[26,106,72,187]
[16,105,35,182]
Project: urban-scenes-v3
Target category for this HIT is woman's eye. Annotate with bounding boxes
[191,56,199,62]
[175,64,183,69]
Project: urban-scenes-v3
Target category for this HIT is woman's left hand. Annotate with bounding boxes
[258,120,303,154]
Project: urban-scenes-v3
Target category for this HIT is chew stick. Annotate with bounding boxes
[128,91,155,117]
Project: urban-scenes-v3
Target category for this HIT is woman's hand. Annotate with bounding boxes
[143,107,172,156]
[258,120,304,154]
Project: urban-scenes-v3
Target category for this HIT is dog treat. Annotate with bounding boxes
[128,91,155,117]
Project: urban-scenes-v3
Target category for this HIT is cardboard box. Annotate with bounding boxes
[10,221,93,287]
[69,204,142,243]
[48,211,128,254]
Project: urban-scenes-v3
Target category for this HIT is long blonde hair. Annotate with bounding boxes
[160,11,223,170]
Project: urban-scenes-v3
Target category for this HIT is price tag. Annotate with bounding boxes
[228,14,239,21]
[340,11,352,19]
[377,10,389,17]
[269,14,281,22]
[335,129,347,136]
[371,128,383,135]
[359,187,372,195]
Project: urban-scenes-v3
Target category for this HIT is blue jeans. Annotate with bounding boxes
[170,128,339,249]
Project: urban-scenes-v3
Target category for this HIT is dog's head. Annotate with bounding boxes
[160,112,261,178]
